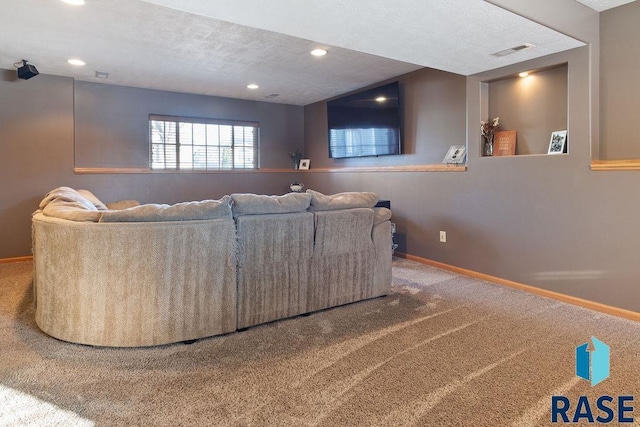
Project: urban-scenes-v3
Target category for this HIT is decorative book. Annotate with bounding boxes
[494,130,517,156]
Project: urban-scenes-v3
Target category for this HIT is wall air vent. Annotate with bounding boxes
[491,43,535,57]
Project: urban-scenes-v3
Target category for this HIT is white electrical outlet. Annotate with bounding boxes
[439,231,447,243]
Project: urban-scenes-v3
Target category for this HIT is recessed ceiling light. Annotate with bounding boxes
[61,0,85,5]
[375,96,387,102]
[247,84,259,90]
[519,71,530,78]
[311,48,327,57]
[67,59,86,66]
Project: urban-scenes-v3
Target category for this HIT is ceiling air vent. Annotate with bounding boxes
[265,94,279,99]
[491,43,535,57]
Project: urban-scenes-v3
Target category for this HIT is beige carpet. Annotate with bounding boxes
[1,258,639,426]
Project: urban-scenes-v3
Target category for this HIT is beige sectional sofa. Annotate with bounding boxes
[32,187,392,347]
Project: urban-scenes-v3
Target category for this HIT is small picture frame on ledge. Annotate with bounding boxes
[548,130,567,154]
[299,159,310,170]
[442,145,466,164]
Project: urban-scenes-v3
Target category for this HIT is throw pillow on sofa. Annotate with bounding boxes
[38,186,102,222]
[39,186,97,211]
[77,189,109,211]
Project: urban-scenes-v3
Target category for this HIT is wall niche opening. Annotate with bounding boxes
[481,63,568,157]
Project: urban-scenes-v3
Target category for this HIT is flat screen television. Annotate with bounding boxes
[327,81,402,159]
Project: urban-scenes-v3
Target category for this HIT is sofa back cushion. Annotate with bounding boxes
[105,200,141,210]
[312,208,375,256]
[99,197,232,222]
[230,193,311,217]
[307,190,378,212]
[235,212,314,264]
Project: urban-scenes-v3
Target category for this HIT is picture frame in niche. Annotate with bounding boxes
[299,159,310,170]
[548,130,567,154]
[442,145,466,164]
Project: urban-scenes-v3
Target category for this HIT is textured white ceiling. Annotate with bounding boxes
[575,0,636,11]
[142,0,584,77]
[0,0,587,105]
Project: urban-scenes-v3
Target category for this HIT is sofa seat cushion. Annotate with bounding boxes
[99,196,232,222]
[230,193,311,217]
[307,190,378,211]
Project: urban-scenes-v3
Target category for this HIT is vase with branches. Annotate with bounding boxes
[480,117,500,156]
[289,149,302,169]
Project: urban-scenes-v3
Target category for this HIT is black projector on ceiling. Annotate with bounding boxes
[17,60,39,80]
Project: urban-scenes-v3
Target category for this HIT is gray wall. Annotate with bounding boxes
[600,1,640,159]
[303,43,640,313]
[3,0,640,314]
[0,73,303,258]
[0,73,74,259]
[74,81,303,169]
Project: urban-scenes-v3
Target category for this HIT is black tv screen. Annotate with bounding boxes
[327,81,402,159]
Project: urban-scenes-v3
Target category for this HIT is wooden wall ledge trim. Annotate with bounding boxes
[591,159,640,171]
[74,165,467,174]
[396,252,640,322]
[301,164,466,173]
[74,167,297,174]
